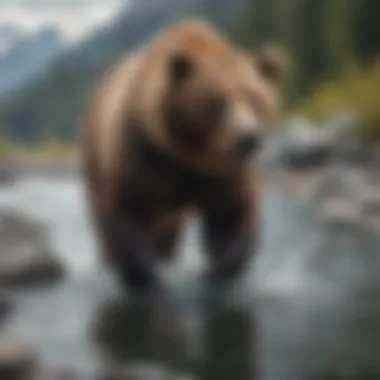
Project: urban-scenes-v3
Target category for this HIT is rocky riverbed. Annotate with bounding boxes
[0,161,80,185]
[262,113,380,233]
[0,114,380,380]
[0,210,65,287]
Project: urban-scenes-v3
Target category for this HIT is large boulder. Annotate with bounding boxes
[264,118,333,170]
[0,337,80,380]
[0,336,37,380]
[264,112,359,171]
[0,210,65,287]
[313,165,380,232]
[333,139,378,166]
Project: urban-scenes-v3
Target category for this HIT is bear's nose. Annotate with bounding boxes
[236,132,262,156]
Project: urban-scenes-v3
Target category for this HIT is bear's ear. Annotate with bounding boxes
[254,44,289,84]
[170,52,194,84]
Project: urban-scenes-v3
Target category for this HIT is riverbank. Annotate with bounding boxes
[0,159,80,185]
[3,114,380,236]
[0,138,79,183]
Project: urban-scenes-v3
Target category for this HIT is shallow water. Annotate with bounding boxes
[1,176,380,379]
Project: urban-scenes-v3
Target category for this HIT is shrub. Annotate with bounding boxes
[299,58,380,140]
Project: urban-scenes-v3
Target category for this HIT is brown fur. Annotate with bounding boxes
[81,19,287,293]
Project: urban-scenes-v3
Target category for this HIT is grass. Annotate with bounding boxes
[0,136,78,164]
[298,58,380,140]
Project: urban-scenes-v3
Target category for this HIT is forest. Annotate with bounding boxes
[234,0,380,138]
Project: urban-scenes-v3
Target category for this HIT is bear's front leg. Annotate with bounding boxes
[108,214,162,297]
[202,197,258,287]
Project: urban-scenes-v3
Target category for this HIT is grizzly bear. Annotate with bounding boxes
[82,19,287,295]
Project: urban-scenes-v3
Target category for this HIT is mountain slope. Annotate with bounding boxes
[0,27,63,100]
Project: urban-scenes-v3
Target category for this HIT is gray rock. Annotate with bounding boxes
[333,140,377,165]
[264,113,360,171]
[313,165,365,200]
[281,145,333,170]
[0,295,12,324]
[316,196,363,231]
[0,336,37,380]
[265,118,334,170]
[356,180,380,232]
[30,367,80,380]
[0,210,65,287]
[95,364,195,380]
[0,165,15,187]
[310,164,380,232]
[0,336,84,380]
[321,111,359,140]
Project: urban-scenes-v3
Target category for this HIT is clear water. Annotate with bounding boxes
[1,177,380,380]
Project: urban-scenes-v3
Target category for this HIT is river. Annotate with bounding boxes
[1,176,380,380]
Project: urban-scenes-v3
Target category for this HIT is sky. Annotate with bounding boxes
[0,0,131,54]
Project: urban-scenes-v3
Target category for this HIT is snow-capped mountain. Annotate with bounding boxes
[0,0,128,99]
[0,27,62,99]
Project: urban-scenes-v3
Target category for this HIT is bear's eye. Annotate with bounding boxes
[203,96,226,122]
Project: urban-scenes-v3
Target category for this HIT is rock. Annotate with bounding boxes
[0,336,37,380]
[361,194,380,214]
[281,145,333,170]
[266,118,334,170]
[313,166,362,229]
[95,363,192,380]
[316,195,363,231]
[333,139,377,165]
[0,295,12,324]
[0,210,65,287]
[0,252,64,288]
[264,113,360,171]
[311,163,380,232]
[0,336,83,380]
[30,367,80,380]
[321,111,359,140]
[356,178,380,232]
[0,165,15,187]
[95,367,152,380]
[312,165,365,200]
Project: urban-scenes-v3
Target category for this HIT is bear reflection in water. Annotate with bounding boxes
[91,298,255,380]
[90,294,380,380]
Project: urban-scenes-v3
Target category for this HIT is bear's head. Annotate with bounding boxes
[133,20,288,174]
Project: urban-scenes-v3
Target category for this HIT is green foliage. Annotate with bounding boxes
[299,59,380,140]
[234,0,380,140]
[234,0,379,104]
[352,0,380,63]
[31,140,78,161]
[0,135,18,159]
[0,135,77,161]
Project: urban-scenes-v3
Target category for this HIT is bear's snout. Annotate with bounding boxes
[235,131,262,157]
